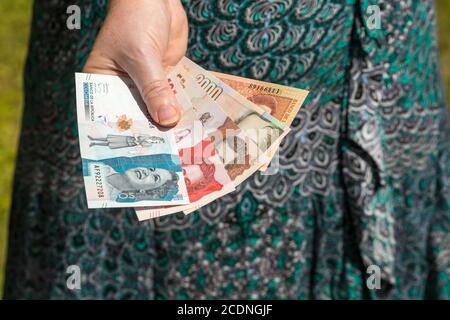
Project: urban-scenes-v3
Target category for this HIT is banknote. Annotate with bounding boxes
[136,62,279,217]
[135,131,235,220]
[169,68,241,136]
[212,71,309,170]
[134,68,238,219]
[177,57,289,186]
[75,73,189,208]
[213,72,309,128]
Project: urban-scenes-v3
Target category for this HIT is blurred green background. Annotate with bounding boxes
[0,1,449,298]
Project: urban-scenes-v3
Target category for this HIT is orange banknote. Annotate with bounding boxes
[212,71,309,171]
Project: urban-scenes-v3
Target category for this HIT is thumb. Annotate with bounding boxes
[124,51,181,127]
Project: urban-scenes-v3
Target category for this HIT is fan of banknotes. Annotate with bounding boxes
[75,57,308,220]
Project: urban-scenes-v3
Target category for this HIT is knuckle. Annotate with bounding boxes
[141,80,170,104]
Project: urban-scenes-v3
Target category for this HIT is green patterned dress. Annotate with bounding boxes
[4,0,450,299]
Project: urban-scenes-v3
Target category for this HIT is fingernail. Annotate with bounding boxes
[158,105,179,126]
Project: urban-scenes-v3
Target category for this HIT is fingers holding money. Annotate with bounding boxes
[122,49,182,127]
[83,0,188,127]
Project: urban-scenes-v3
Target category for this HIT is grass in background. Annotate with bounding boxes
[0,0,32,296]
[436,0,450,104]
[0,1,449,298]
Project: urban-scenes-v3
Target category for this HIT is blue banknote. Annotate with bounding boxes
[75,73,189,208]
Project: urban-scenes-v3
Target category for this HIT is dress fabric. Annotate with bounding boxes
[4,0,450,299]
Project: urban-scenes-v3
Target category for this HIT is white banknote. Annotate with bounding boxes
[134,68,237,220]
[176,58,287,186]
[75,73,189,208]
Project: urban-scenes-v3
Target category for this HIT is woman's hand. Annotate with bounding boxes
[84,0,188,127]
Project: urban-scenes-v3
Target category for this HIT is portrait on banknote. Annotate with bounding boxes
[82,154,186,207]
